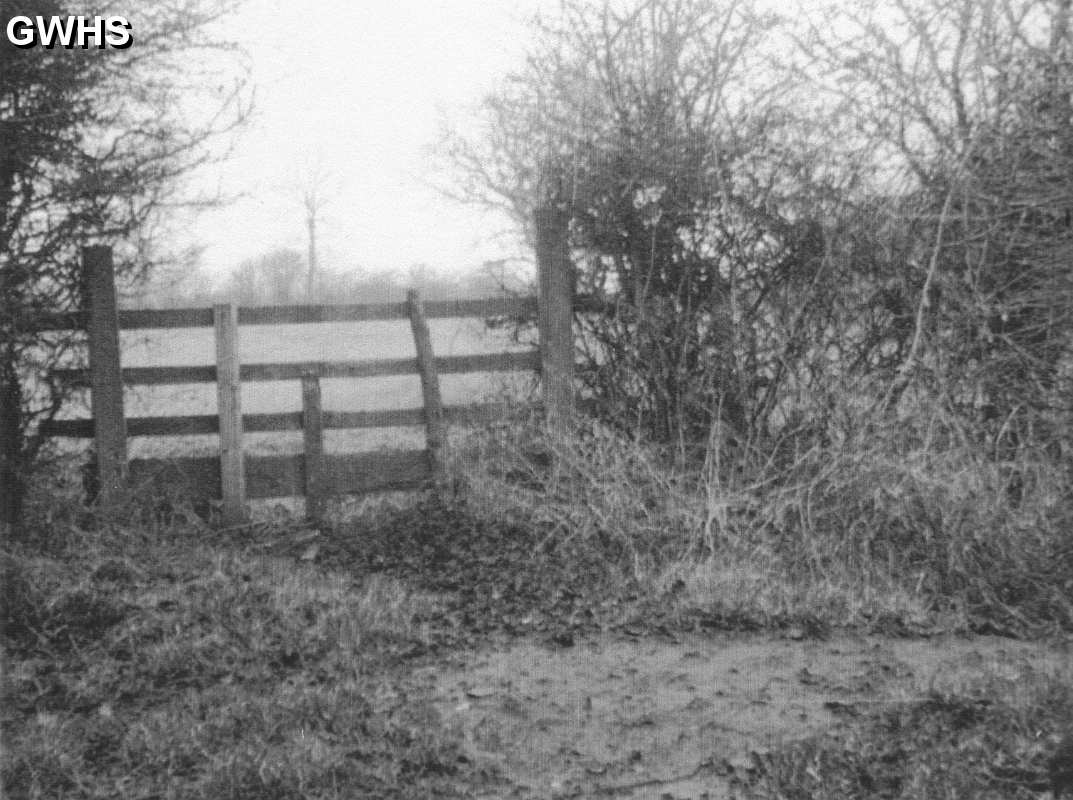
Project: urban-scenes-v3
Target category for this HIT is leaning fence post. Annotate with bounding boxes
[214,302,246,524]
[83,245,127,507]
[407,289,447,492]
[301,374,325,523]
[534,205,575,427]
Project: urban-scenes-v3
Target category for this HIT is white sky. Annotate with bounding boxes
[185,0,552,282]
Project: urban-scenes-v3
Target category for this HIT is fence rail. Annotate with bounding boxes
[52,351,541,386]
[128,450,432,500]
[27,298,535,331]
[25,295,606,332]
[41,402,528,438]
[46,209,578,523]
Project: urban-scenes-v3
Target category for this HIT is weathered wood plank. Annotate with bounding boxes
[54,351,540,386]
[301,375,325,523]
[121,308,215,328]
[214,303,247,523]
[127,450,430,499]
[43,401,540,439]
[43,416,219,437]
[83,246,128,504]
[17,308,214,331]
[239,352,540,381]
[239,297,539,325]
[51,365,214,385]
[27,295,610,333]
[407,290,446,490]
[535,206,576,425]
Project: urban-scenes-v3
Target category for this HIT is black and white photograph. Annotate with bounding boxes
[2,1,1072,797]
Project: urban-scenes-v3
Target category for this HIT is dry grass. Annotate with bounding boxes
[448,401,1073,636]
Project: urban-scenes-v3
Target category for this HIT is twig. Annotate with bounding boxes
[881,185,956,412]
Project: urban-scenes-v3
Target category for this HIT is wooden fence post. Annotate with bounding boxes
[83,246,127,506]
[301,374,325,523]
[407,289,447,492]
[0,369,22,529]
[534,206,575,426]
[214,303,246,524]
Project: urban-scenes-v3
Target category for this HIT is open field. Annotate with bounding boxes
[58,317,534,459]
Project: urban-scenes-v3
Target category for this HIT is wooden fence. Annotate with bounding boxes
[39,209,582,524]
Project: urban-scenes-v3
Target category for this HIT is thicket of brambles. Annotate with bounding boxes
[443,0,1073,633]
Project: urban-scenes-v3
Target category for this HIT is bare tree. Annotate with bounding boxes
[440,0,871,450]
[440,0,1071,481]
[796,0,1073,450]
[286,155,340,299]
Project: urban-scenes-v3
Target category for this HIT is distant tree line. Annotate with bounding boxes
[139,248,524,308]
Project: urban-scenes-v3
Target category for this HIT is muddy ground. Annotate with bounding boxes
[406,632,1068,800]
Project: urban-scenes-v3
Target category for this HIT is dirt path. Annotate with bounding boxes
[411,632,1067,800]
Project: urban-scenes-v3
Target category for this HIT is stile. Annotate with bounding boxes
[83,246,128,506]
[407,289,447,490]
[301,375,325,523]
[534,206,575,426]
[214,303,247,524]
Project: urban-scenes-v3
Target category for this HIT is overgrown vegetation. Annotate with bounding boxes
[450,402,1073,638]
[441,395,1073,794]
[443,0,1073,464]
[439,0,1073,630]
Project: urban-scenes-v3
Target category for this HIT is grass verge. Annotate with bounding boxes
[743,663,1073,799]
[1,494,483,799]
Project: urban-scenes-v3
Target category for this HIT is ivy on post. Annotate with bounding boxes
[534,205,575,429]
[83,245,128,508]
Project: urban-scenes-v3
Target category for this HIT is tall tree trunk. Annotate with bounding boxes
[306,214,317,299]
